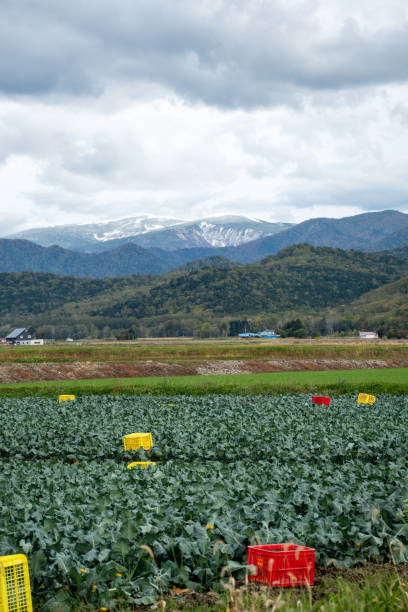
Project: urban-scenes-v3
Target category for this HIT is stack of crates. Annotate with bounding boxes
[123,433,155,469]
[0,554,33,612]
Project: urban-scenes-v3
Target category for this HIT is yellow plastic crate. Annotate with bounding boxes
[127,461,156,469]
[0,554,33,612]
[123,433,153,451]
[58,395,75,403]
[357,393,376,405]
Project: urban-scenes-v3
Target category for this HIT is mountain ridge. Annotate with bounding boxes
[1,210,408,277]
[221,209,408,262]
[7,215,291,252]
[0,239,170,277]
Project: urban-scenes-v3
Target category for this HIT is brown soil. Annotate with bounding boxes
[0,358,407,383]
[0,361,196,383]
[195,358,408,375]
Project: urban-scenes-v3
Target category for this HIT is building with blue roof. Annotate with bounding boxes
[6,328,36,344]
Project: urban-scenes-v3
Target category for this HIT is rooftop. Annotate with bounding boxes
[6,328,27,339]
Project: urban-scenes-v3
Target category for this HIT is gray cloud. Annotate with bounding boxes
[1,1,408,234]
[1,1,408,107]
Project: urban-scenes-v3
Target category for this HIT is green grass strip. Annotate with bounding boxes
[0,368,406,397]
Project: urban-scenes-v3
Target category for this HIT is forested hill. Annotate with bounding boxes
[0,244,407,338]
[340,273,408,332]
[0,272,152,316]
[0,239,170,276]
[91,244,408,318]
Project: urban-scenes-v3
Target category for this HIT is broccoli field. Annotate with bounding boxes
[1,394,408,608]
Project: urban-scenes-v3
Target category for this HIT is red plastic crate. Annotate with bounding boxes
[247,544,315,587]
[312,396,330,406]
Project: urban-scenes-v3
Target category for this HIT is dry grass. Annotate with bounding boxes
[0,339,407,364]
[141,564,408,611]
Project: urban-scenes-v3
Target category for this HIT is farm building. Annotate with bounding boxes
[359,331,378,339]
[5,328,44,345]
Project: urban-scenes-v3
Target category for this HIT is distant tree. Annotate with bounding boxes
[199,322,212,338]
[116,327,138,340]
[229,320,249,336]
[282,318,308,338]
[384,328,408,339]
[102,326,113,338]
[219,321,228,337]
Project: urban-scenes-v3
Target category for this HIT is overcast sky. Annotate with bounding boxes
[1,0,408,233]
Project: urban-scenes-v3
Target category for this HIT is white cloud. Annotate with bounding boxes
[0,155,53,229]
[0,1,408,233]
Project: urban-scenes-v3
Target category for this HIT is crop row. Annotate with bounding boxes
[1,394,408,463]
[1,394,408,608]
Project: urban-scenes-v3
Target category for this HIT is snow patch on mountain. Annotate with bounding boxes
[91,217,184,241]
[198,221,266,247]
[6,214,292,252]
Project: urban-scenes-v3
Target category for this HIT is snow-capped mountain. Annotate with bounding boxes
[7,215,292,252]
[128,216,292,250]
[88,216,184,241]
[7,216,183,252]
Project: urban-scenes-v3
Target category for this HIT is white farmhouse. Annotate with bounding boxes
[5,328,44,345]
[359,331,378,339]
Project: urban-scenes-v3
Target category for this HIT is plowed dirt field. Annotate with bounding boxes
[0,358,407,383]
